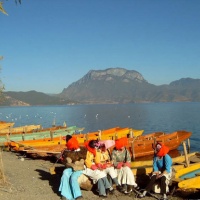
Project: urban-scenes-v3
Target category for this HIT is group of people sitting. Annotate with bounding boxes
[59,135,172,200]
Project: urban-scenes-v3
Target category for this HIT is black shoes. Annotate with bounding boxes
[76,196,83,200]
[134,186,140,190]
[108,187,115,195]
[116,185,123,191]
[124,185,133,194]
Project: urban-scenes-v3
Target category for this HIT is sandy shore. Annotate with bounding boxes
[0,150,199,200]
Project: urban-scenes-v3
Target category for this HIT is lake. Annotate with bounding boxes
[0,102,200,152]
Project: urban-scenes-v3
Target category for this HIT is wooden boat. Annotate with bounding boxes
[5,127,143,154]
[131,151,199,168]
[5,127,143,150]
[178,176,200,189]
[0,126,84,144]
[75,127,144,144]
[0,124,42,135]
[8,130,191,161]
[128,130,192,158]
[132,152,200,176]
[132,163,187,176]
[175,163,200,189]
[0,121,15,130]
[0,123,69,136]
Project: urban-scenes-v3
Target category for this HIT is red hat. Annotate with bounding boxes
[66,137,79,150]
[84,140,97,156]
[115,137,128,150]
[156,143,169,157]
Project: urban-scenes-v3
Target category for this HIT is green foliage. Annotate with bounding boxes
[15,0,22,4]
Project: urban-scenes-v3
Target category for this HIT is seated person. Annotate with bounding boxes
[139,142,172,200]
[111,137,138,194]
[83,139,114,198]
[97,140,122,190]
[59,135,84,200]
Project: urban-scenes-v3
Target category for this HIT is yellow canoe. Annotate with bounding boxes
[178,176,200,189]
[0,121,15,130]
[6,127,144,150]
[175,162,200,189]
[0,124,42,135]
[131,152,198,168]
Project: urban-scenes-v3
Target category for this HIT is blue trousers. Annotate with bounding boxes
[59,168,83,200]
[97,177,111,196]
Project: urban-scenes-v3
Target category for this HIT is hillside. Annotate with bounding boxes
[0,90,76,106]
[1,68,200,106]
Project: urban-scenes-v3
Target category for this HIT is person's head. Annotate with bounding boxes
[88,139,99,149]
[99,143,106,152]
[66,136,79,151]
[115,137,128,150]
[155,142,169,157]
[65,135,72,143]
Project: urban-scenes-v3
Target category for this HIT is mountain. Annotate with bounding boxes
[60,68,200,103]
[0,90,76,106]
[1,68,200,106]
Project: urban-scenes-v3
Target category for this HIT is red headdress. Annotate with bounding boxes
[156,142,169,157]
[66,137,79,151]
[115,137,128,150]
[84,140,97,156]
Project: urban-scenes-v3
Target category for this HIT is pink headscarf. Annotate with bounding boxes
[99,140,115,149]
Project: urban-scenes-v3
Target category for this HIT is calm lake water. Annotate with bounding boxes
[0,102,200,152]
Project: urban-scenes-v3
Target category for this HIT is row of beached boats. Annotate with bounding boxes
[6,129,191,159]
[1,120,200,191]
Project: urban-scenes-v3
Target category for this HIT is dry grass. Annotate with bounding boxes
[0,150,11,189]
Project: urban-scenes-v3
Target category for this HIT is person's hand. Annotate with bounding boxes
[102,163,107,169]
[116,162,123,169]
[96,163,103,170]
[156,173,163,179]
[123,162,131,168]
[91,164,98,170]
[105,162,113,168]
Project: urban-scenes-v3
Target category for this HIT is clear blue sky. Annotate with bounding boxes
[0,0,200,94]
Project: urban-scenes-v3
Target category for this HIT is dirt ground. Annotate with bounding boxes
[0,150,199,200]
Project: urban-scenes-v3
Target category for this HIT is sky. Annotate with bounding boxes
[0,0,200,94]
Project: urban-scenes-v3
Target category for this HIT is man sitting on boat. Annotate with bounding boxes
[139,142,172,200]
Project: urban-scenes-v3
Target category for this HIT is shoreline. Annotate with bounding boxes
[0,150,199,200]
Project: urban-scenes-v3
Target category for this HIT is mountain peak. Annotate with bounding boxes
[75,68,147,85]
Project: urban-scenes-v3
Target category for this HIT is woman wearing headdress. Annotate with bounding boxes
[97,140,122,191]
[139,142,172,200]
[83,139,114,198]
[59,135,84,200]
[111,137,138,194]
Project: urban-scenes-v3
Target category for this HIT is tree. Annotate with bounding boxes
[0,0,22,15]
[0,1,8,15]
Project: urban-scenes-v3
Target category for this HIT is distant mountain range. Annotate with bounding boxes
[1,68,200,106]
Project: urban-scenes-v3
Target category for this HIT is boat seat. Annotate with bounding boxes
[184,177,191,180]
[172,178,182,183]
[195,173,200,176]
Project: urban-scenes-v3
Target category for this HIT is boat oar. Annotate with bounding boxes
[49,149,65,175]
